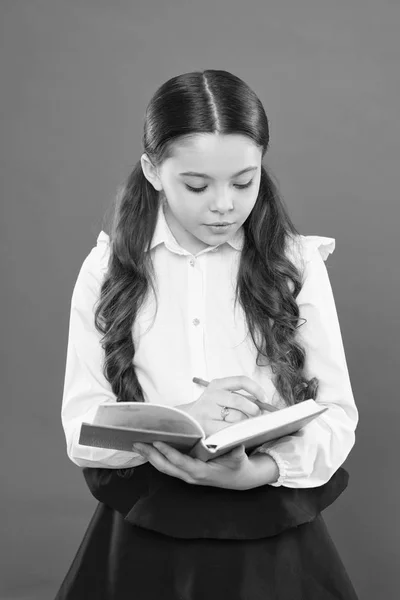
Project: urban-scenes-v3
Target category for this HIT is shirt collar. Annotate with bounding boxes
[148,203,244,254]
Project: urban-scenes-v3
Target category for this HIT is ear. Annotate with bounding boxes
[141,153,163,191]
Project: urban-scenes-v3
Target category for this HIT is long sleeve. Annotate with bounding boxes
[251,236,358,488]
[61,233,147,469]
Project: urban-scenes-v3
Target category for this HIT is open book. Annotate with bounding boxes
[78,399,328,462]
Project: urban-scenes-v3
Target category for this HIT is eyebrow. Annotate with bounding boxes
[179,166,258,179]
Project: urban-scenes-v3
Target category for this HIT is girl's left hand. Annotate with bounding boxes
[131,441,257,490]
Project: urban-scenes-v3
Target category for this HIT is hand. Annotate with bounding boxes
[179,376,272,437]
[131,441,275,490]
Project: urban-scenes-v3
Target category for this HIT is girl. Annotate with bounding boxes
[56,69,359,599]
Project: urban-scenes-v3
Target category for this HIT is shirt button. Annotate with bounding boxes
[189,258,195,266]
[192,318,200,326]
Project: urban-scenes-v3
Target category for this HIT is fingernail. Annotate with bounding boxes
[132,443,144,454]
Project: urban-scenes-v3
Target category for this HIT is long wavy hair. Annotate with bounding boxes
[94,69,319,414]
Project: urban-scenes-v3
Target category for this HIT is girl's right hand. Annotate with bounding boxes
[180,376,271,437]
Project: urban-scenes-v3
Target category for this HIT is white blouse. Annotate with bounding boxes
[61,203,358,488]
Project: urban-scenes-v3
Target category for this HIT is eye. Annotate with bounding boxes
[234,180,254,190]
[185,184,207,194]
[184,180,254,194]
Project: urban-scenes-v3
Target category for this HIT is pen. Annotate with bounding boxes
[192,377,278,413]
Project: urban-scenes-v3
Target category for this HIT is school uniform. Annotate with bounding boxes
[55,203,359,599]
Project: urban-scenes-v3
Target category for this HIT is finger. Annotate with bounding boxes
[200,419,234,435]
[226,408,249,422]
[216,444,246,460]
[216,390,261,418]
[210,376,270,406]
[231,444,246,457]
[153,442,206,477]
[212,404,249,423]
[154,442,206,483]
[212,445,248,469]
[147,442,203,476]
[134,443,196,483]
[225,445,247,465]
[231,391,278,413]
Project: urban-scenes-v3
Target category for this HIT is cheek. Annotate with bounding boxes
[163,183,180,205]
[164,181,193,206]
[238,192,258,217]
[247,182,261,209]
[167,194,203,226]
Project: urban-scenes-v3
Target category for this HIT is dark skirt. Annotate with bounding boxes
[55,464,358,600]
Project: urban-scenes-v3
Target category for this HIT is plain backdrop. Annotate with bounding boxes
[1,1,399,599]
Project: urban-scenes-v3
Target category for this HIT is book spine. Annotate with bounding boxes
[189,439,217,462]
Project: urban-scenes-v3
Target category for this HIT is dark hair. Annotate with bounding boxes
[95,69,318,411]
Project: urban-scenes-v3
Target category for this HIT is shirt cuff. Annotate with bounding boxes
[252,445,288,487]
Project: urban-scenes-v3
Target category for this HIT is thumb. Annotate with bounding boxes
[230,444,246,460]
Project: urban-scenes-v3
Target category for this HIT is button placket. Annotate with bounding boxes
[187,255,207,399]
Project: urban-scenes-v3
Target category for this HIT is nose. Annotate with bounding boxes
[210,188,234,213]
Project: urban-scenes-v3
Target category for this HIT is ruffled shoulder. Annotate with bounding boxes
[285,234,335,270]
[79,230,111,282]
[300,235,336,262]
[96,230,110,247]
[92,230,111,273]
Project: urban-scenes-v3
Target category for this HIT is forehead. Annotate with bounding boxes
[165,134,262,177]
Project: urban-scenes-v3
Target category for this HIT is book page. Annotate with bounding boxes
[205,400,328,448]
[93,402,205,437]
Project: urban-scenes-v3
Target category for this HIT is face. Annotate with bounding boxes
[141,133,263,255]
